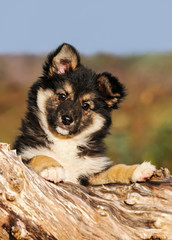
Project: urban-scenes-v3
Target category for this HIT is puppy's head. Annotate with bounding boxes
[36,43,125,138]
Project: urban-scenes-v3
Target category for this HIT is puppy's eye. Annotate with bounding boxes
[82,102,90,111]
[58,93,66,101]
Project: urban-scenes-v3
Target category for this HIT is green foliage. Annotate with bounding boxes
[143,122,172,170]
[105,131,133,165]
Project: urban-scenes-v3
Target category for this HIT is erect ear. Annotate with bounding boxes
[44,43,80,76]
[97,72,126,109]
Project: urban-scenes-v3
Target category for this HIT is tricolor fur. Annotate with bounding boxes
[14,43,155,185]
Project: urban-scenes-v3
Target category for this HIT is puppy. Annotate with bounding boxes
[14,43,156,185]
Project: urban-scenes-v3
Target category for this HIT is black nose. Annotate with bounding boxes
[62,115,73,125]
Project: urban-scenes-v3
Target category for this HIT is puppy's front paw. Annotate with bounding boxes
[132,162,156,182]
[40,166,66,183]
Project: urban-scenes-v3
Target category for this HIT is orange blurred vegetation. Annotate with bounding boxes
[0,53,172,171]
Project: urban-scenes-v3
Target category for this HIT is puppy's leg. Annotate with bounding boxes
[29,155,65,183]
[89,162,156,185]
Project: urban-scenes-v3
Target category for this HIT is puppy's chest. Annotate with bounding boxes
[50,139,107,183]
[50,139,90,182]
[51,139,78,164]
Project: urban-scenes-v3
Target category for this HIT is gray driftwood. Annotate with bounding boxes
[0,143,172,240]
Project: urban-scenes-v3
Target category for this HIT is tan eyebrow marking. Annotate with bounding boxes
[64,82,74,99]
[81,93,96,101]
[81,93,96,109]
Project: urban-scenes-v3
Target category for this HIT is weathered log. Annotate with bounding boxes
[0,143,172,240]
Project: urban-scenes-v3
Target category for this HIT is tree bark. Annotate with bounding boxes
[0,143,172,240]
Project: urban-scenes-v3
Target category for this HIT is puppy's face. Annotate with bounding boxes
[36,44,125,138]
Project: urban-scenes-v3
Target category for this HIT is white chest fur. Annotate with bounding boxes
[50,138,110,183]
[21,138,110,183]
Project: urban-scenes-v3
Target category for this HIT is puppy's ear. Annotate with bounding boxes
[44,43,80,75]
[97,72,126,109]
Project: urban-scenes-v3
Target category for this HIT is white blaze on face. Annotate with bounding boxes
[37,88,55,137]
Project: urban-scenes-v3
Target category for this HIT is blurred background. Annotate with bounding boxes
[0,0,172,171]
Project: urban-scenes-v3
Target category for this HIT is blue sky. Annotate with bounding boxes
[0,0,172,55]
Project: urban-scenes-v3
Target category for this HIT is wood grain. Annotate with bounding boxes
[0,143,172,240]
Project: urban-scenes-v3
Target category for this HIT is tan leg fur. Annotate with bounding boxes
[29,155,62,174]
[89,164,138,185]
